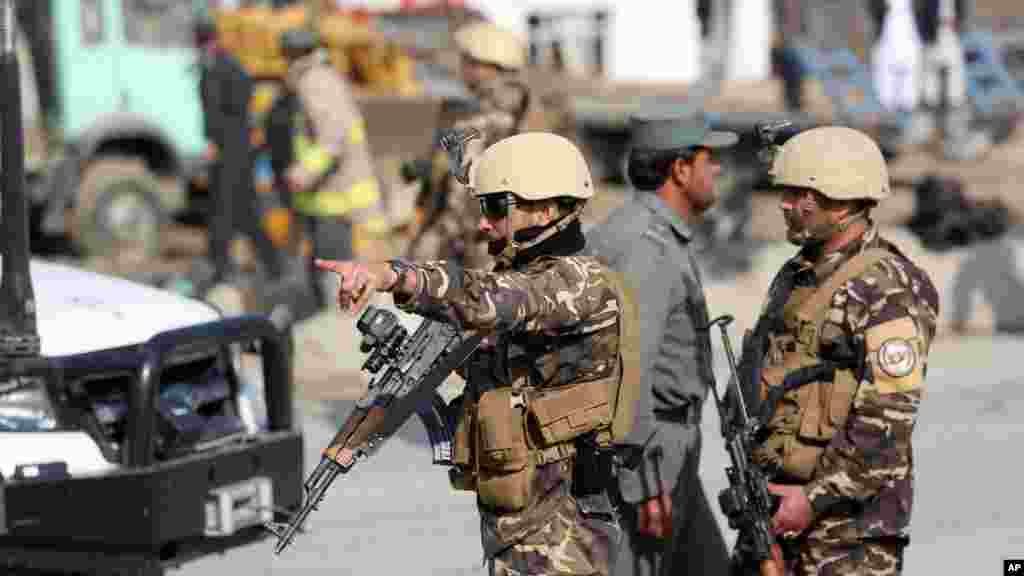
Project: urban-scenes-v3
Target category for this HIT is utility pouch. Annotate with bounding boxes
[781,436,823,481]
[826,369,859,431]
[779,365,858,480]
[451,399,478,492]
[762,353,829,481]
[527,380,612,447]
[475,388,535,512]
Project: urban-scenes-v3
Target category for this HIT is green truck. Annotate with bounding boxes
[20,0,207,260]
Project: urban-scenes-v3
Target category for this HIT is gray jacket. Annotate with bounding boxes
[586,192,713,503]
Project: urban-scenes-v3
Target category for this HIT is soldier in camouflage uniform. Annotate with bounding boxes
[739,126,939,575]
[318,132,627,575]
[405,20,530,269]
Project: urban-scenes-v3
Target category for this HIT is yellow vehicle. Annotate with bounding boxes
[209,1,421,96]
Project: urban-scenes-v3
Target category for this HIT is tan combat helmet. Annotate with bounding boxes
[473,132,593,201]
[454,21,526,72]
[769,126,891,202]
[472,132,592,261]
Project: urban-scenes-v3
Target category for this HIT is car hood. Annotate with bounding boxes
[26,259,221,356]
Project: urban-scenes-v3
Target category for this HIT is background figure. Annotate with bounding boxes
[280,28,384,307]
[587,115,735,576]
[772,0,807,112]
[403,20,530,269]
[194,13,282,294]
[910,0,991,158]
[951,237,1024,334]
[916,0,968,110]
[872,0,923,114]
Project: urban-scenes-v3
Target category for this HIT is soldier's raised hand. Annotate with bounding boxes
[315,259,386,315]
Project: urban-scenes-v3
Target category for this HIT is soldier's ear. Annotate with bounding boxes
[670,157,691,187]
[541,200,561,223]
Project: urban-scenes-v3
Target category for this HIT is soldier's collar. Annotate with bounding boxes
[798,222,881,284]
[637,193,693,242]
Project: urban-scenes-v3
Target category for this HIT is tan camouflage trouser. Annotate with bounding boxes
[790,539,905,575]
[488,497,622,576]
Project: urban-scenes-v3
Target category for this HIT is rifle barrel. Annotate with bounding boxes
[715,318,751,427]
[272,459,344,554]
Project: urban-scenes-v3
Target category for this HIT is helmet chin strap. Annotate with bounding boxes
[493,204,585,266]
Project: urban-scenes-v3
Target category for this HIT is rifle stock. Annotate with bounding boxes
[267,306,483,554]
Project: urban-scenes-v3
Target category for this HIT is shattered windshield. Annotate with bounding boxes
[0,380,58,432]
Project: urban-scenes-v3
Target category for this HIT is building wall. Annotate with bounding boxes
[727,0,772,81]
[476,0,772,84]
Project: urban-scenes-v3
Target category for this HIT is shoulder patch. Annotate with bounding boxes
[865,317,924,394]
[877,338,916,378]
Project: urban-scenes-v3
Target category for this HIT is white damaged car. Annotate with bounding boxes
[0,259,303,575]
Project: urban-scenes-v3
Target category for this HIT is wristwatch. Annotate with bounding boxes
[386,259,416,292]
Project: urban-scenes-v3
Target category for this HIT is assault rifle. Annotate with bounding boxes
[703,315,784,576]
[266,306,484,554]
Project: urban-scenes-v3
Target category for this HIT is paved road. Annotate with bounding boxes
[178,331,1024,576]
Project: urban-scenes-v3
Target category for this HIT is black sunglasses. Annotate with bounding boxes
[478,194,518,219]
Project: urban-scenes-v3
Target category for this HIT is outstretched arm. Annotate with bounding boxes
[314,257,617,335]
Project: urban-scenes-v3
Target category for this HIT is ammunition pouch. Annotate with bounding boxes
[526,379,613,447]
[451,397,477,492]
[458,380,610,511]
[760,349,859,481]
[475,388,536,512]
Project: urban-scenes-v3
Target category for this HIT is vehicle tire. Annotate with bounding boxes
[71,157,167,260]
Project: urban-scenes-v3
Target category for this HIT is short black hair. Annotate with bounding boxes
[626,147,696,191]
[193,13,218,46]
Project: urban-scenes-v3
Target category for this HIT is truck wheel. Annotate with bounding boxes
[72,158,167,260]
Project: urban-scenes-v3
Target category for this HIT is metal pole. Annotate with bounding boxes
[593,10,607,78]
[1,0,13,53]
[0,0,42,359]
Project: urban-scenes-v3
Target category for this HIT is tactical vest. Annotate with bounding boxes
[449,269,640,511]
[291,112,381,219]
[756,249,890,482]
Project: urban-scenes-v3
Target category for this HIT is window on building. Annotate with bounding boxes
[81,0,105,45]
[122,0,194,48]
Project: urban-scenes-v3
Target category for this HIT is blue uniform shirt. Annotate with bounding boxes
[586,191,713,502]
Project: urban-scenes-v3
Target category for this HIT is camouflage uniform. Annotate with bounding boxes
[750,224,939,575]
[408,78,529,269]
[396,246,624,575]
